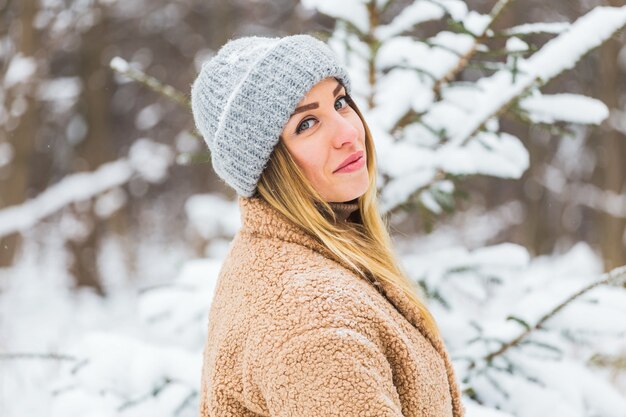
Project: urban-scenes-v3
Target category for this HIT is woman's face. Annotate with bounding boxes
[280,77,369,203]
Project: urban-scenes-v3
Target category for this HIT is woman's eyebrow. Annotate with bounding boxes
[289,82,344,118]
[332,81,343,97]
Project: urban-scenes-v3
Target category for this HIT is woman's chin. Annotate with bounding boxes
[326,180,369,202]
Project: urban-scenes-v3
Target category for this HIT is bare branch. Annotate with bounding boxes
[109,57,190,109]
[588,352,626,370]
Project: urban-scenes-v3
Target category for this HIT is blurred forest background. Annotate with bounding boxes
[1,1,626,416]
[0,0,624,292]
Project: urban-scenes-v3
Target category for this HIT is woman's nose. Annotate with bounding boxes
[329,114,358,148]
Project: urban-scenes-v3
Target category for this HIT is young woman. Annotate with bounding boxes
[191,34,465,417]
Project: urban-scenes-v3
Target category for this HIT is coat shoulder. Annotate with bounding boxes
[225,230,388,358]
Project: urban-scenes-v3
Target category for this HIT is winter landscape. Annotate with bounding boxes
[1,1,626,416]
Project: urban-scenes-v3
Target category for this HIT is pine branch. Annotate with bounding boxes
[380,0,395,15]
[474,264,626,367]
[432,0,514,98]
[117,377,172,411]
[174,391,199,416]
[453,7,626,148]
[0,352,78,361]
[384,169,448,215]
[389,0,515,135]
[456,74,539,147]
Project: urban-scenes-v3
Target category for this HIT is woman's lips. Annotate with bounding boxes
[334,155,365,173]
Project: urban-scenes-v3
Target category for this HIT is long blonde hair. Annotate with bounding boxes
[256,93,442,339]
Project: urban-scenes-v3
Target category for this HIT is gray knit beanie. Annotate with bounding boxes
[190,34,352,197]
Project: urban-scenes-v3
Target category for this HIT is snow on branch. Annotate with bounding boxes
[316,1,626,218]
[0,55,203,239]
[301,0,370,34]
[48,259,220,416]
[50,331,202,416]
[407,242,626,415]
[446,5,626,148]
[432,0,513,94]
[0,160,132,237]
[518,93,609,125]
[502,21,571,36]
[525,6,626,82]
[480,264,626,364]
[375,1,447,40]
[0,139,173,238]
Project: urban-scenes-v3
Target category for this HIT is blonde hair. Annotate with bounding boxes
[256,94,442,339]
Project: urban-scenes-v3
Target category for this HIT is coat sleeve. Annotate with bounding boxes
[260,326,405,417]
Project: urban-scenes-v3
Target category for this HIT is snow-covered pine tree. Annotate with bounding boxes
[42,1,626,417]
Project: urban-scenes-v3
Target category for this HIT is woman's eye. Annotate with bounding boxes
[296,96,349,134]
[335,95,349,110]
[295,118,315,134]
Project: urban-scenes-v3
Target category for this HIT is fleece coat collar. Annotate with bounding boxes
[199,195,465,417]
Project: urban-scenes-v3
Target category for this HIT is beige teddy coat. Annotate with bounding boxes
[199,196,466,417]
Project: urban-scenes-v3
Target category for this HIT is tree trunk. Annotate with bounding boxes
[596,2,626,271]
[67,6,116,294]
[0,0,38,267]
